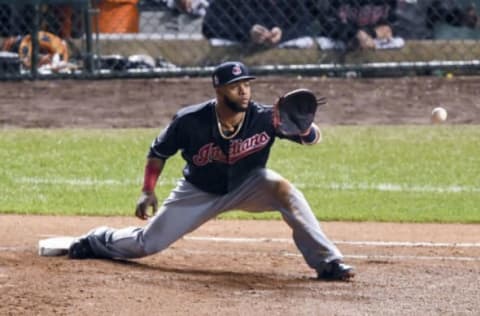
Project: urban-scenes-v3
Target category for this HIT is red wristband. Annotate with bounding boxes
[142,160,161,192]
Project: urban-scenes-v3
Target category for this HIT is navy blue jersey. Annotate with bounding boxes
[148,100,302,195]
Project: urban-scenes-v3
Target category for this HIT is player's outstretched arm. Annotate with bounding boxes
[135,158,165,220]
[279,123,322,145]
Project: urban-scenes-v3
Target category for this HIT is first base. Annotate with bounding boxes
[38,236,75,257]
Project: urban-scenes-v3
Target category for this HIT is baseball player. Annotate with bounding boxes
[69,61,354,281]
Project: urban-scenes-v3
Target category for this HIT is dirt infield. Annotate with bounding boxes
[1,216,479,315]
[1,76,480,315]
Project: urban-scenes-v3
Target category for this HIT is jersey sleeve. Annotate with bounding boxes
[147,115,183,160]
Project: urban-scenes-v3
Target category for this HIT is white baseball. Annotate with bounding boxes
[431,107,447,123]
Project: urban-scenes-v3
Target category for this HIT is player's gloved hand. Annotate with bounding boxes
[273,88,325,136]
[135,191,158,220]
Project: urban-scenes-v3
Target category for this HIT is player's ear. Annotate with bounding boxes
[215,85,226,97]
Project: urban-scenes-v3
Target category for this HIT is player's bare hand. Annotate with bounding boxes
[356,30,375,50]
[266,27,282,46]
[250,24,270,44]
[135,192,158,220]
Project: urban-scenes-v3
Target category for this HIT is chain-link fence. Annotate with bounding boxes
[1,0,480,79]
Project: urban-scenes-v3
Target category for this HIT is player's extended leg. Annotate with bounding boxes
[226,168,354,280]
[69,179,226,259]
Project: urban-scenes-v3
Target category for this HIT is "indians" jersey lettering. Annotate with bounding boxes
[193,132,271,166]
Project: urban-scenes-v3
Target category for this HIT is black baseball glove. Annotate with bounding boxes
[273,88,326,136]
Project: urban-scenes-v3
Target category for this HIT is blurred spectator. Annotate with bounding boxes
[394,0,479,39]
[319,0,398,50]
[165,0,210,17]
[139,0,209,16]
[202,0,318,46]
[93,0,140,33]
[138,0,209,34]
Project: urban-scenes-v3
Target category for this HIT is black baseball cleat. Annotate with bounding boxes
[317,260,355,281]
[68,237,95,259]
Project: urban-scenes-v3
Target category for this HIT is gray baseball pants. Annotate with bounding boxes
[84,168,343,271]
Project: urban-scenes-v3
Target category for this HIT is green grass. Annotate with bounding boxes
[1,126,479,223]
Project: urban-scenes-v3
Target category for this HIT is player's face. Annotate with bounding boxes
[219,80,252,113]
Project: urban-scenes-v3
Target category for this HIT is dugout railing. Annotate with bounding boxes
[1,0,480,80]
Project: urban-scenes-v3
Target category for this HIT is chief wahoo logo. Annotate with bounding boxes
[232,64,242,76]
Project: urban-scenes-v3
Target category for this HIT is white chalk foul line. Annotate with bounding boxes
[0,246,30,252]
[39,235,480,248]
[15,177,139,186]
[3,235,480,262]
[185,236,480,248]
[13,177,183,187]
[13,177,480,193]
[294,182,480,193]
[171,249,480,262]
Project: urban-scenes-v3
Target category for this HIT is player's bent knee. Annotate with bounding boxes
[270,178,294,207]
[263,171,309,212]
[275,178,292,196]
[262,170,293,198]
